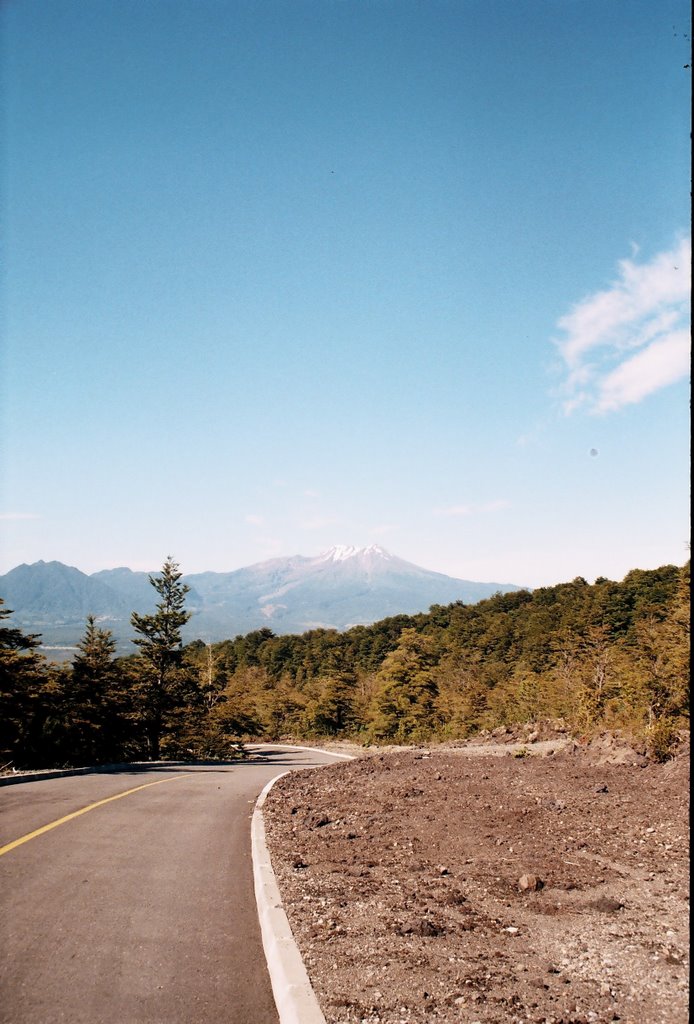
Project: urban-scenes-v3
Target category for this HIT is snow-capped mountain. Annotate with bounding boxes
[187,545,521,637]
[317,544,394,564]
[0,547,523,653]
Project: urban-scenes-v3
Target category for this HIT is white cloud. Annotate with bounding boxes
[257,537,284,559]
[434,504,473,518]
[245,514,265,526]
[0,513,41,521]
[434,500,510,518]
[555,238,691,413]
[299,514,341,531]
[595,329,691,412]
[480,499,512,513]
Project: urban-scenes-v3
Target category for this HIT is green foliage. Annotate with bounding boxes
[435,662,489,738]
[304,672,358,736]
[0,599,46,767]
[131,558,191,664]
[368,629,440,742]
[1,560,688,767]
[644,718,681,763]
[130,557,192,759]
[56,616,130,764]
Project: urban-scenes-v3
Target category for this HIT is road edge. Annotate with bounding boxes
[0,746,355,787]
[0,760,195,787]
[251,747,355,1024]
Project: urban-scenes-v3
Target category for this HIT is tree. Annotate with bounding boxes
[430,653,488,739]
[61,616,130,765]
[369,629,439,742]
[74,615,117,674]
[305,671,357,735]
[0,599,45,767]
[202,666,267,753]
[574,625,619,729]
[130,557,191,760]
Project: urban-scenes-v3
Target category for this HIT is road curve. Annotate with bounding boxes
[0,746,339,1024]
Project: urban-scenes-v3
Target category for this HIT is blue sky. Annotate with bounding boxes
[1,0,690,587]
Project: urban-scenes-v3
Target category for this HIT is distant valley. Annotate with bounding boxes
[0,545,523,655]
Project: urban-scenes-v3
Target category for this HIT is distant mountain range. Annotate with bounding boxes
[0,545,523,655]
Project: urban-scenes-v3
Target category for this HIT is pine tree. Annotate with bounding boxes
[74,615,117,674]
[130,557,191,760]
[0,599,44,767]
[63,616,129,764]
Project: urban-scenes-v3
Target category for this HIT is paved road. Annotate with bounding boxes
[0,746,338,1024]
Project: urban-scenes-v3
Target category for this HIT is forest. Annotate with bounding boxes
[1,557,689,770]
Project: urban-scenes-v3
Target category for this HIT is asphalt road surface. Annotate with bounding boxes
[0,746,339,1024]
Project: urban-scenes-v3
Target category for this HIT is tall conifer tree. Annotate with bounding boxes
[131,557,191,759]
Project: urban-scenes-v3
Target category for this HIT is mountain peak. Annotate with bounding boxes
[318,544,392,563]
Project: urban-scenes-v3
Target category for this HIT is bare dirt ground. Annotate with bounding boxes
[262,728,690,1024]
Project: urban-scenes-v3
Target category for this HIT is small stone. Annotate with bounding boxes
[519,873,544,891]
[396,917,445,937]
[591,897,624,913]
[312,814,331,828]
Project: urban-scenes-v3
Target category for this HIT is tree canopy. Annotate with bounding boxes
[0,561,689,768]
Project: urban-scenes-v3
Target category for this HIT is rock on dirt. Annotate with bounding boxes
[263,738,689,1024]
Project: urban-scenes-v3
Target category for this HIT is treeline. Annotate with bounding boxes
[1,560,689,770]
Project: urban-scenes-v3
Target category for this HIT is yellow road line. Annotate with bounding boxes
[0,773,193,857]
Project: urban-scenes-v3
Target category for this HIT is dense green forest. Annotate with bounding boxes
[1,558,689,770]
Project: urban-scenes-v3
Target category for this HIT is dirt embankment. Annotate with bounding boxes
[262,735,690,1024]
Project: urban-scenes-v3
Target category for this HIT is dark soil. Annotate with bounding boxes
[262,734,690,1024]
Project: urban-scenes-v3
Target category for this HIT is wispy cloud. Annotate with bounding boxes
[299,514,341,531]
[245,514,265,527]
[434,500,510,518]
[257,537,284,559]
[369,524,397,537]
[434,504,472,518]
[0,513,41,521]
[555,238,691,414]
[595,329,691,413]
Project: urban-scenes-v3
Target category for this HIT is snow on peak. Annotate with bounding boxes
[324,545,360,562]
[319,544,391,563]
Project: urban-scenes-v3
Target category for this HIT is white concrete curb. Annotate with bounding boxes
[252,742,355,760]
[251,746,355,1024]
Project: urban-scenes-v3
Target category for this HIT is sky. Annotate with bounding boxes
[1,0,690,588]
